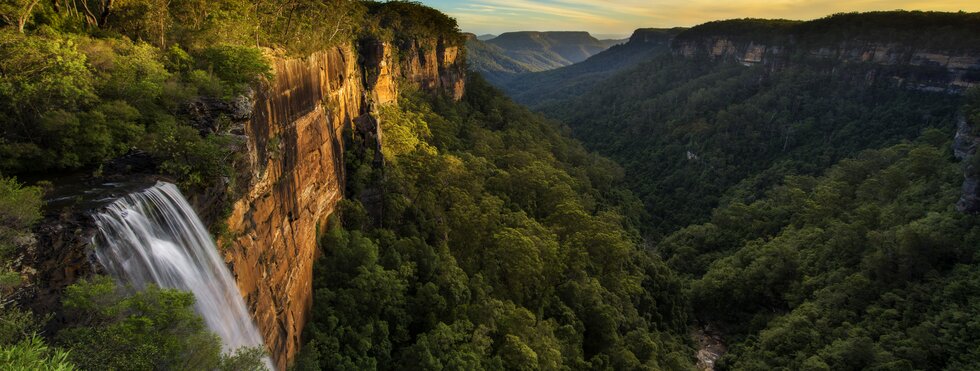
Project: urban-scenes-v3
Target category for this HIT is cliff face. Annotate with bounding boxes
[672,14,980,93]
[222,37,464,369]
[675,38,980,92]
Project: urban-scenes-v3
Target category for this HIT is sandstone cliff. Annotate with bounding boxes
[672,13,980,93]
[221,37,464,369]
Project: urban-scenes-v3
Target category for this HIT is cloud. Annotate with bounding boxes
[419,0,980,34]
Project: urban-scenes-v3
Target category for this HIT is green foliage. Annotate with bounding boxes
[301,77,691,370]
[0,175,71,370]
[0,303,42,345]
[364,1,463,47]
[0,29,98,172]
[80,37,171,110]
[0,1,40,30]
[0,175,42,289]
[199,44,272,93]
[674,11,980,50]
[526,12,980,370]
[675,139,980,370]
[0,29,248,180]
[544,54,961,238]
[254,0,367,56]
[0,335,75,371]
[56,276,267,371]
[145,118,238,189]
[377,101,435,160]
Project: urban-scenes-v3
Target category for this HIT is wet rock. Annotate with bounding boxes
[694,326,727,371]
[185,92,256,135]
[17,209,100,335]
[101,150,157,178]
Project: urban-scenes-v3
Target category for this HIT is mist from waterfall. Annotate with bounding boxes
[92,181,271,367]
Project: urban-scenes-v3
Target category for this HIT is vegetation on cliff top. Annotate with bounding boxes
[675,11,980,50]
[0,0,460,183]
[0,1,467,370]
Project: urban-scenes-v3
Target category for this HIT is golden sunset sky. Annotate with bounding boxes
[418,0,980,36]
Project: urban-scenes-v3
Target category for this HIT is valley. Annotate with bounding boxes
[0,2,978,371]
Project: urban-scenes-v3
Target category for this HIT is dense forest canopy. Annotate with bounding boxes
[2,1,980,370]
[296,77,691,370]
[526,10,980,371]
[0,1,691,370]
[674,11,980,50]
[541,52,965,238]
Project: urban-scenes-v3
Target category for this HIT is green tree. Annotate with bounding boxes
[0,0,41,32]
[57,276,267,370]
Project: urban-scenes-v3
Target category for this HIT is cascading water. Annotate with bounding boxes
[92,181,272,368]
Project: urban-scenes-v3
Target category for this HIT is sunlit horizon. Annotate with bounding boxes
[416,0,980,35]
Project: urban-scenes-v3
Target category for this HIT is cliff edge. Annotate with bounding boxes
[221,36,464,369]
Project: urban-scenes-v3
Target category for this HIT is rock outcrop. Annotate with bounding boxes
[955,116,980,213]
[221,37,464,369]
[672,13,980,93]
[676,38,980,92]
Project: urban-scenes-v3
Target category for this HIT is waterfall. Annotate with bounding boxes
[92,181,271,367]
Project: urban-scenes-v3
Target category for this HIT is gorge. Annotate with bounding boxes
[2,3,980,371]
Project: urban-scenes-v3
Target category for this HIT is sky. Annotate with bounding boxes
[416,0,980,36]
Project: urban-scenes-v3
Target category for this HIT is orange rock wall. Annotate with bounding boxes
[222,38,465,370]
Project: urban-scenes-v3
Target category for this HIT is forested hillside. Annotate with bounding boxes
[464,33,538,84]
[529,10,980,370]
[544,55,964,237]
[0,1,693,370]
[671,129,980,370]
[4,2,980,370]
[498,28,684,108]
[296,77,691,370]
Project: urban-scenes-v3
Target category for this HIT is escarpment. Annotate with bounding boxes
[672,13,980,93]
[221,37,464,369]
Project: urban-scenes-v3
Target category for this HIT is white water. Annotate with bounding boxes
[92,181,271,368]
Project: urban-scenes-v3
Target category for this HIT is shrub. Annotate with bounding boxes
[199,45,272,94]
[57,276,267,370]
[0,336,75,371]
[144,117,237,190]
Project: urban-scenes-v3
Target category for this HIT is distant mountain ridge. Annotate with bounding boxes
[496,28,686,107]
[465,31,624,84]
[487,31,621,65]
